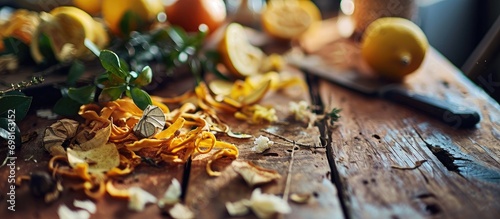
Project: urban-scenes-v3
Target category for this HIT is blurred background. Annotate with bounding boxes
[0,0,499,101]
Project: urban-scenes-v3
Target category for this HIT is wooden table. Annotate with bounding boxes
[1,19,499,219]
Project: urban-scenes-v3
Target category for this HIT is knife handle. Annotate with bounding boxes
[379,86,480,129]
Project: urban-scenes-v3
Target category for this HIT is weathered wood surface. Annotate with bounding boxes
[1,18,499,219]
[313,38,500,219]
[183,69,344,219]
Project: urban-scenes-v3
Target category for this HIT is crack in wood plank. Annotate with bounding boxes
[414,127,500,184]
[306,72,351,219]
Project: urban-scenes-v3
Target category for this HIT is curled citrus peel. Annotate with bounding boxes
[45,97,239,199]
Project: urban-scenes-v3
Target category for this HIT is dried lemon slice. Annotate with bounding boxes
[261,0,321,40]
[219,23,265,77]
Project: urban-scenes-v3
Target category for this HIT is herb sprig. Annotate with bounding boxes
[53,25,225,116]
[53,49,153,116]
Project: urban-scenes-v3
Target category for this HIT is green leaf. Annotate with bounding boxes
[0,95,32,121]
[189,59,202,84]
[120,58,130,72]
[67,85,96,104]
[119,10,145,36]
[95,72,110,87]
[167,26,188,47]
[100,85,127,102]
[1,37,31,62]
[203,59,229,81]
[99,50,126,78]
[130,87,152,110]
[66,60,85,86]
[150,29,170,43]
[186,28,208,49]
[37,34,57,66]
[132,66,152,86]
[0,118,22,150]
[53,96,81,116]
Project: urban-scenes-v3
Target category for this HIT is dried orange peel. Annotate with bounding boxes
[44,97,240,199]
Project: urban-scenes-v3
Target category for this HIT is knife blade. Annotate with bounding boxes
[287,55,481,129]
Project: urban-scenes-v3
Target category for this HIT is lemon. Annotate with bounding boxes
[73,0,102,15]
[261,0,321,40]
[30,6,109,63]
[361,17,429,81]
[219,23,265,77]
[102,0,163,36]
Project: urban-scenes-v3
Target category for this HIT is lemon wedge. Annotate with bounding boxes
[219,23,265,78]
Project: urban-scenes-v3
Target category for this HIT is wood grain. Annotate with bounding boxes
[183,69,344,219]
[316,43,500,219]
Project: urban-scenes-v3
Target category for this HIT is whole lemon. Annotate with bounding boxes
[361,17,429,81]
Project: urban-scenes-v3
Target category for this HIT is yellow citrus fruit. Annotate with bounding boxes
[361,17,429,81]
[101,0,163,36]
[30,6,108,63]
[165,0,226,34]
[73,0,102,15]
[219,23,265,77]
[261,0,321,40]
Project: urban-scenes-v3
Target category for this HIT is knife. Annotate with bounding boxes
[287,55,481,129]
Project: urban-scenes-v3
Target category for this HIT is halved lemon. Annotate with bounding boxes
[261,0,321,40]
[218,23,265,77]
[30,6,109,63]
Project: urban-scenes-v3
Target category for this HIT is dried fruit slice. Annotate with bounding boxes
[208,79,233,96]
[219,23,265,77]
[241,79,271,106]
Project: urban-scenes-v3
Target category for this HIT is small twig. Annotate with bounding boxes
[0,75,44,95]
[283,142,298,201]
[24,155,34,162]
[260,129,320,148]
[0,156,9,168]
[391,160,428,170]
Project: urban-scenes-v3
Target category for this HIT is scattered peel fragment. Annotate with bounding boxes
[250,188,291,219]
[232,161,281,187]
[289,100,310,121]
[58,204,90,219]
[169,203,195,219]
[290,193,311,204]
[226,188,291,219]
[73,199,97,214]
[226,199,251,216]
[252,135,274,153]
[158,178,182,208]
[128,187,157,212]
